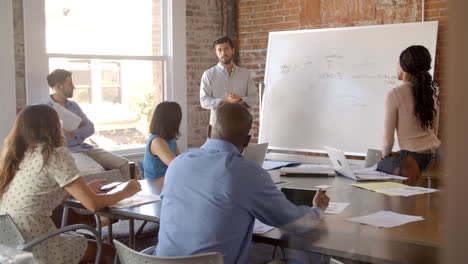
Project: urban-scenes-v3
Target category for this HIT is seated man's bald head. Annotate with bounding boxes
[211,103,252,150]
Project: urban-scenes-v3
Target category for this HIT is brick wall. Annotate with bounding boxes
[236,0,448,140]
[186,0,224,147]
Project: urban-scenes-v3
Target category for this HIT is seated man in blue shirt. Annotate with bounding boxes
[155,103,330,264]
[47,69,130,180]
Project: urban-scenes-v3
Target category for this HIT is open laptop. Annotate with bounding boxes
[324,146,358,180]
[243,143,269,166]
[324,146,406,181]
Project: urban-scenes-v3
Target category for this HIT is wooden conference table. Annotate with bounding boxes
[65,173,441,264]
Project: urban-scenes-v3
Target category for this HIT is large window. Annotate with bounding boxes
[45,0,165,151]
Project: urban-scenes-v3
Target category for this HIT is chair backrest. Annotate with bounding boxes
[114,240,224,264]
[0,212,25,249]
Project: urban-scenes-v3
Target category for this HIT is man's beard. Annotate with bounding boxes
[221,56,232,64]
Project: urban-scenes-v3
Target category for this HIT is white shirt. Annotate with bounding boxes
[200,63,258,125]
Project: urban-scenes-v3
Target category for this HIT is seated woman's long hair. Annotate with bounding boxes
[0,104,64,195]
[399,45,439,130]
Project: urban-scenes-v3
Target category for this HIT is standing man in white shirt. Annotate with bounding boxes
[200,36,258,125]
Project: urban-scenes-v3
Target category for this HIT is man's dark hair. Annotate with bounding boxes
[212,103,252,147]
[213,36,234,49]
[47,69,72,88]
[149,101,182,140]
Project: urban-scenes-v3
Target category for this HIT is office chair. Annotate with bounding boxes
[113,239,224,264]
[0,212,102,264]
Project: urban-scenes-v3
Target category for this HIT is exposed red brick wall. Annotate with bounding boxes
[186,0,224,147]
[236,0,448,140]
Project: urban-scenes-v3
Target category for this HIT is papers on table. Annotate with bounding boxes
[351,182,409,196]
[262,160,301,171]
[353,166,407,181]
[377,186,439,197]
[52,103,82,131]
[325,202,350,214]
[351,182,440,197]
[347,211,425,228]
[253,219,275,234]
[110,193,161,208]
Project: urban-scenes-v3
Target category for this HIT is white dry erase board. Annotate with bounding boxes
[259,22,438,155]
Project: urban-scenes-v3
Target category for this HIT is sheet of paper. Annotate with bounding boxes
[347,211,425,228]
[325,202,350,214]
[353,166,407,180]
[253,219,275,234]
[351,182,408,196]
[262,160,299,171]
[52,103,82,131]
[110,193,161,208]
[377,186,439,197]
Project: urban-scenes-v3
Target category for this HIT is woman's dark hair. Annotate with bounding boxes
[399,45,438,130]
[0,104,64,195]
[149,101,182,140]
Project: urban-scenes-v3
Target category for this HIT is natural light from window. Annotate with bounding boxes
[45,0,164,151]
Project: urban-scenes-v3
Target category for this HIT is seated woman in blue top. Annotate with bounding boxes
[143,102,182,180]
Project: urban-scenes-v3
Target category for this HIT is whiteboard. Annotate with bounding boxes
[259,22,438,155]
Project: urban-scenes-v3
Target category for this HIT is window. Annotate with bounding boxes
[45,0,165,151]
[23,0,187,153]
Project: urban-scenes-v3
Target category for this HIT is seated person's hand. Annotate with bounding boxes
[221,93,249,108]
[122,180,142,197]
[313,189,330,212]
[63,129,77,139]
[228,92,242,101]
[88,179,109,194]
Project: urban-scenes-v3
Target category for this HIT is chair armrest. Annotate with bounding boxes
[21,224,102,264]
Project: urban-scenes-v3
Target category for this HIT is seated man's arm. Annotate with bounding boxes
[246,167,327,233]
[200,72,223,110]
[70,101,95,140]
[280,190,329,233]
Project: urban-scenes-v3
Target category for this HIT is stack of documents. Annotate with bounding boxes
[347,211,425,228]
[377,186,439,197]
[110,193,161,208]
[253,219,275,234]
[352,166,407,180]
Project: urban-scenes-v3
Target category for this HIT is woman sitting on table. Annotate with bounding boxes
[143,101,182,180]
[0,104,141,264]
[377,45,441,185]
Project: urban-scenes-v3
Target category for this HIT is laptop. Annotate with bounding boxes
[243,143,269,166]
[324,146,358,180]
[324,146,405,181]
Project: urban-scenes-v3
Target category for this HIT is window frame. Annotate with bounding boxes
[23,0,187,155]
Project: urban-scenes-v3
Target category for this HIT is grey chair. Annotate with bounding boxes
[113,239,224,264]
[0,212,102,264]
